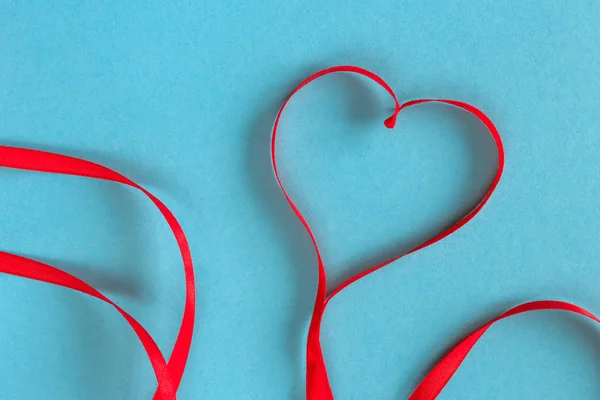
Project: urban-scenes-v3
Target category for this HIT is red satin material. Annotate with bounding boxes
[408,301,600,399]
[0,146,195,400]
[269,66,503,399]
[4,67,597,400]
[271,66,504,399]
[273,66,600,399]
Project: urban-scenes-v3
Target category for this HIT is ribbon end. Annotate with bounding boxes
[384,111,398,129]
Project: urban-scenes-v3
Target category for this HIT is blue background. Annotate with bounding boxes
[1,1,600,399]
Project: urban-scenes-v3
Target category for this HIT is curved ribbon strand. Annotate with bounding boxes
[270,66,504,399]
[0,251,176,398]
[0,145,196,399]
[409,301,600,399]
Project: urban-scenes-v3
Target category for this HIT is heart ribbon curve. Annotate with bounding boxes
[270,66,600,399]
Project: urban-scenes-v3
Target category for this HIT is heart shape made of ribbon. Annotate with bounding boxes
[270,66,600,399]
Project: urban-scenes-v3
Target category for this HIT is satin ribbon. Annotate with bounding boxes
[409,300,600,399]
[3,67,598,400]
[0,146,195,400]
[271,66,600,399]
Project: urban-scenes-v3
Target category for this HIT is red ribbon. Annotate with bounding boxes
[3,66,599,400]
[409,300,600,399]
[0,146,195,400]
[271,66,600,399]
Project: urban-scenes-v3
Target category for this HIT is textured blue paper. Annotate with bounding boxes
[1,1,600,399]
